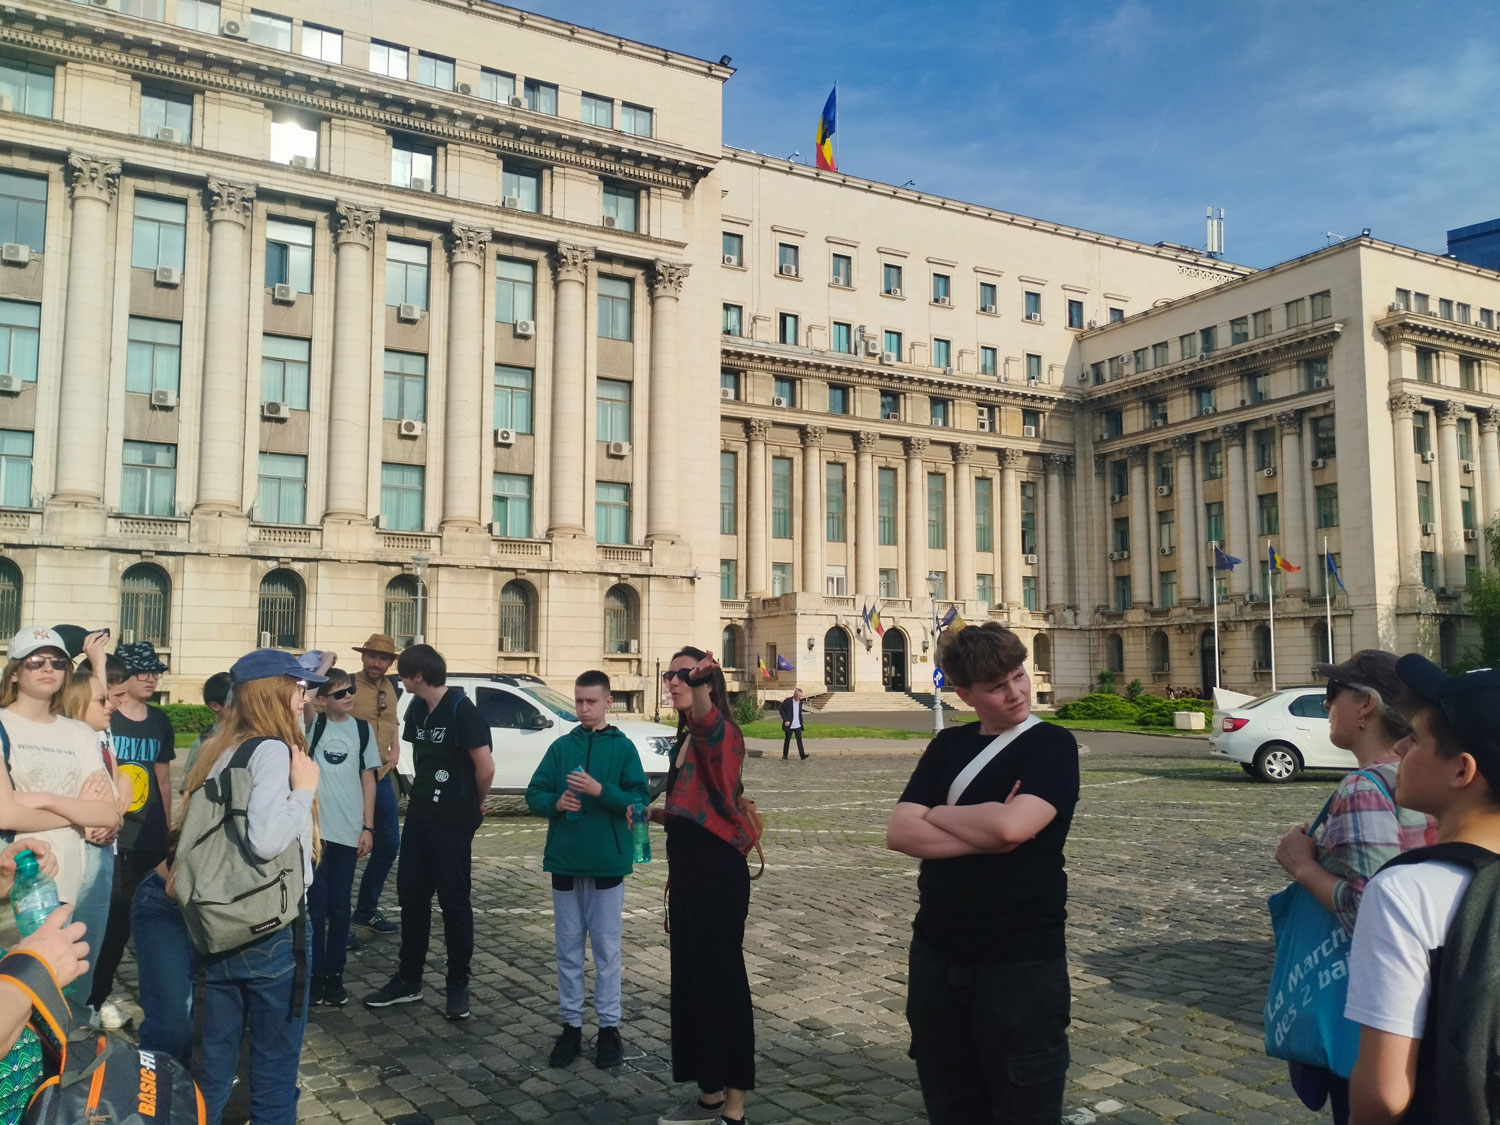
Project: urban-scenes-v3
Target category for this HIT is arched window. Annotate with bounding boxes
[721,625,743,669]
[0,558,21,639]
[498,580,536,653]
[1032,633,1051,674]
[120,563,171,647]
[384,576,418,649]
[257,569,304,649]
[1150,630,1170,673]
[603,584,638,654]
[1106,634,1124,674]
[1253,625,1273,669]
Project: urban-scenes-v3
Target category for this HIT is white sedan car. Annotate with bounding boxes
[1208,685,1356,782]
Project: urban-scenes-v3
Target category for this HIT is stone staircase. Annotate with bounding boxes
[813,689,959,714]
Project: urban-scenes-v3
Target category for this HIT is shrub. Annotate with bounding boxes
[161,702,215,735]
[1125,678,1145,702]
[1096,669,1117,695]
[1134,696,1214,728]
[1055,693,1139,721]
[730,694,764,727]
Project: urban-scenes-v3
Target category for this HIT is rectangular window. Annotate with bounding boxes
[1311,290,1332,320]
[1459,417,1474,462]
[980,346,997,376]
[368,40,408,79]
[501,165,541,213]
[0,172,46,253]
[1200,326,1217,355]
[1313,415,1336,459]
[492,365,533,433]
[1113,517,1131,554]
[979,281,997,311]
[382,350,426,421]
[778,313,799,347]
[377,463,424,531]
[1394,289,1411,311]
[878,467,897,545]
[1157,509,1176,552]
[1285,298,1306,328]
[1204,501,1224,544]
[1020,481,1037,555]
[719,451,737,535]
[933,339,951,370]
[385,239,429,308]
[260,335,309,410]
[1258,493,1280,536]
[1318,552,1343,598]
[597,275,632,340]
[1019,291,1040,320]
[1255,428,1277,472]
[831,253,852,286]
[1109,307,1125,323]
[1202,438,1223,480]
[770,458,794,539]
[721,304,742,336]
[927,472,946,549]
[1416,348,1435,382]
[884,263,903,295]
[248,10,291,49]
[596,378,631,444]
[1159,570,1178,609]
[257,452,306,524]
[124,317,181,395]
[1103,410,1124,438]
[1108,356,1123,380]
[1133,347,1148,372]
[1230,316,1249,345]
[773,377,797,406]
[719,560,737,600]
[1066,299,1084,329]
[1154,451,1173,488]
[494,258,535,325]
[976,574,994,608]
[1483,309,1495,330]
[1420,551,1436,590]
[0,301,39,382]
[1462,485,1476,531]
[580,93,613,128]
[176,0,220,32]
[131,196,186,270]
[880,568,899,598]
[492,473,532,538]
[1417,479,1433,525]
[1111,459,1128,498]
[620,103,653,137]
[300,24,341,64]
[932,273,950,303]
[1026,353,1042,384]
[1316,484,1340,528]
[1461,357,1479,391]
[0,57,51,119]
[1021,575,1037,611]
[139,89,192,141]
[826,463,846,542]
[391,139,435,190]
[975,477,994,552]
[1114,576,1131,612]
[832,322,852,354]
[1179,333,1196,361]
[1247,371,1269,404]
[523,78,557,115]
[778,243,799,275]
[771,563,792,596]
[594,481,630,543]
[602,182,638,232]
[1440,298,1454,320]
[720,369,740,399]
[0,430,32,509]
[927,571,948,601]
[122,441,176,516]
[828,385,850,415]
[1413,411,1431,454]
[880,390,900,419]
[1457,303,1471,325]
[1252,308,1273,337]
[264,218,313,293]
[1413,293,1430,314]
[479,68,514,103]
[883,330,902,359]
[722,232,744,265]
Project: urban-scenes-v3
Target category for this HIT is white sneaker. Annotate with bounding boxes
[90,1001,125,1030]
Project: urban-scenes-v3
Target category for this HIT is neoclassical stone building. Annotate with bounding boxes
[1,0,1498,705]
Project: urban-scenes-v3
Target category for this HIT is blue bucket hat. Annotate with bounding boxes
[231,648,328,686]
[116,641,167,674]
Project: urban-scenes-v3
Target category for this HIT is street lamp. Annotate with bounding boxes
[413,551,430,645]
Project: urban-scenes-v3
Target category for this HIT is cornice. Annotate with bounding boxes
[1376,310,1500,354]
[720,410,1059,461]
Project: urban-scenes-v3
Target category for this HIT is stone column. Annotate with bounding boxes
[854,431,878,598]
[192,179,257,514]
[1480,408,1500,532]
[746,419,770,597]
[953,443,976,603]
[1277,411,1309,594]
[1044,454,1070,611]
[1128,448,1151,605]
[1092,454,1109,612]
[647,260,690,542]
[1389,394,1422,588]
[1000,448,1023,608]
[441,224,490,530]
[52,153,121,505]
[1221,423,1250,597]
[1173,435,1202,603]
[547,243,594,537]
[1437,401,1468,588]
[801,425,826,594]
[905,437,929,602]
[325,201,379,521]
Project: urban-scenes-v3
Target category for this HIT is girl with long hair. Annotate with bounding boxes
[650,646,755,1125]
[175,650,322,1125]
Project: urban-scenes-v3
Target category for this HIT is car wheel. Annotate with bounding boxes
[1253,743,1302,783]
[1240,763,1258,777]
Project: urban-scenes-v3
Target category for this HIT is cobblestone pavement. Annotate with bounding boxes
[126,734,1343,1124]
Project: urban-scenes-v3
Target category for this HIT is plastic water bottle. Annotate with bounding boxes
[12,850,60,937]
[631,804,651,864]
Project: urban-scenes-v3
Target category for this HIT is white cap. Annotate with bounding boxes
[9,626,70,661]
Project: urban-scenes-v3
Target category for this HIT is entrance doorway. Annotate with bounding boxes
[882,629,909,692]
[823,627,851,690]
[1199,630,1218,698]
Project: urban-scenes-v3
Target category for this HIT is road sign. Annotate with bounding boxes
[932,668,944,690]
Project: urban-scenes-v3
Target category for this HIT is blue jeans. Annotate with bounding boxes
[355,774,399,918]
[69,842,113,1006]
[199,925,309,1125]
[130,870,197,1066]
[308,842,357,977]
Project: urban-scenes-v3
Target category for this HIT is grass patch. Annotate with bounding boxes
[1041,717,1207,737]
[740,721,929,741]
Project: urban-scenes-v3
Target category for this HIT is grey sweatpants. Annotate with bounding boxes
[552,878,626,1027]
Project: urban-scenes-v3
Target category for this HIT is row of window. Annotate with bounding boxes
[1109,488,1342,562]
[719,559,1036,610]
[1394,288,1496,330]
[1096,360,1331,437]
[1106,553,1350,612]
[1105,420,1339,496]
[1412,347,1487,391]
[0,558,175,649]
[1099,625,1338,676]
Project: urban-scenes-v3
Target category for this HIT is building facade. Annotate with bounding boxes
[1,0,1499,706]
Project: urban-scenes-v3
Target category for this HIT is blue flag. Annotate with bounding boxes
[1327,553,1347,594]
[1213,545,1241,571]
[861,603,872,629]
[775,654,794,672]
[939,604,958,630]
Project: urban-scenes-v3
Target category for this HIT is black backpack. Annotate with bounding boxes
[308,714,371,761]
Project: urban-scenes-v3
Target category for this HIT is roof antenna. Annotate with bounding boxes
[1205,206,1224,259]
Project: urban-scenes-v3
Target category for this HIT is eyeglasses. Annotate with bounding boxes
[662,668,695,683]
[326,687,355,700]
[21,656,70,672]
[134,670,160,679]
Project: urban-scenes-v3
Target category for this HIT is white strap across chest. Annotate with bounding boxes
[946,715,1041,806]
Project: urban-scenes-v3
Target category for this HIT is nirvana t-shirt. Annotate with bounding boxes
[899,720,1080,965]
[306,715,379,848]
[402,688,490,825]
[110,706,176,854]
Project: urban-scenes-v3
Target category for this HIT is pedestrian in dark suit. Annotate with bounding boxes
[779,690,807,760]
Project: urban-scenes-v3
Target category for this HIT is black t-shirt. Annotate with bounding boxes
[898,720,1080,965]
[110,706,177,854]
[402,688,490,823]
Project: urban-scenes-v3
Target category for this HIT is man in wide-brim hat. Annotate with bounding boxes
[346,633,403,935]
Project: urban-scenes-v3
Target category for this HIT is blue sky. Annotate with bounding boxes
[504,0,1500,269]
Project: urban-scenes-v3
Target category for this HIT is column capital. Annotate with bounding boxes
[1000,447,1023,468]
[1127,446,1148,467]
[1044,452,1073,473]
[1437,399,1468,424]
[65,152,121,205]
[855,431,880,453]
[802,424,828,448]
[204,179,256,225]
[551,242,595,283]
[446,223,491,266]
[953,442,977,464]
[1388,392,1422,419]
[1217,421,1247,444]
[746,418,772,442]
[1479,407,1500,434]
[648,259,691,299]
[1276,409,1303,432]
[1170,433,1196,454]
[905,436,930,459]
[333,200,379,247]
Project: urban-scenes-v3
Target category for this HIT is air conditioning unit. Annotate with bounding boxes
[981,303,998,314]
[1116,549,1130,561]
[1087,319,1099,329]
[1263,466,1277,478]
[0,243,28,266]
[1021,553,1037,565]
[457,82,473,95]
[500,636,516,651]
[772,395,789,408]
[1389,302,1405,313]
[1022,425,1037,438]
[779,264,798,277]
[1150,418,1165,428]
[1465,528,1479,541]
[1310,458,1327,469]
[720,387,735,401]
[862,339,881,356]
[942,366,954,377]
[879,353,896,365]
[494,427,516,445]
[502,196,522,210]
[1421,522,1437,535]
[1156,485,1172,497]
[259,631,273,648]
[832,276,850,287]
[607,440,630,457]
[1199,351,1210,362]
[722,254,738,266]
[150,388,177,409]
[154,265,180,286]
[0,375,23,394]
[290,154,315,170]
[1110,493,1123,504]
[977,414,991,433]
[397,303,422,323]
[626,639,640,654]
[156,126,184,144]
[1078,371,1090,383]
[1463,460,1475,473]
[1199,405,1217,416]
[410,176,430,192]
[398,418,424,438]
[888,287,903,298]
[602,215,618,229]
[514,319,536,338]
[931,416,947,428]
[508,95,525,108]
[935,296,951,307]
[1159,545,1173,556]
[272,283,296,304]
[222,18,245,36]
[1421,450,1437,463]
[883,412,900,421]
[1026,312,1041,323]
[261,400,288,419]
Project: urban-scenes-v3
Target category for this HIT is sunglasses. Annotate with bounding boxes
[21,656,70,672]
[662,668,695,683]
[1325,679,1352,704]
[326,687,355,700]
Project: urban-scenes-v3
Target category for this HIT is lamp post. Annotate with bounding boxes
[413,551,430,645]
[927,574,944,734]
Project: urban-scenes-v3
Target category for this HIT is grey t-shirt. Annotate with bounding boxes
[307,716,378,848]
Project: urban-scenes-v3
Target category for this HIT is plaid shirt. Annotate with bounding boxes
[1317,757,1437,934]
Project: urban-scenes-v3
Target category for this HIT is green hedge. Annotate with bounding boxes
[1054,693,1140,720]
[161,702,215,735]
[1133,695,1214,727]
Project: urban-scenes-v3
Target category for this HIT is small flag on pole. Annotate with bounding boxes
[1327,553,1347,593]
[939,604,958,630]
[814,86,837,171]
[1213,545,1241,571]
[757,654,770,679]
[775,654,794,672]
[870,607,885,636]
[1269,544,1301,573]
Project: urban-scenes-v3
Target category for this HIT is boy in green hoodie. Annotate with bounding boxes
[526,670,650,1071]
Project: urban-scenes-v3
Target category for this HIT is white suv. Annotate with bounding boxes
[393,673,676,795]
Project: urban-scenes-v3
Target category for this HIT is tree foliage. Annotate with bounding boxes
[1463,517,1500,669]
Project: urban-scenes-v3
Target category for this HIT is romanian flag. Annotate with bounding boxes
[814,86,837,171]
[1269,544,1301,573]
[870,606,885,636]
[757,654,770,679]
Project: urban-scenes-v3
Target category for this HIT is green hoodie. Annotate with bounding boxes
[524,723,651,878]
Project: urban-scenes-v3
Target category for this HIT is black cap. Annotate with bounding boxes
[1396,654,1500,791]
[1314,649,1405,704]
[51,625,90,661]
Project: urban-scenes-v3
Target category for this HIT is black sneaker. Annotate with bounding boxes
[308,975,326,1007]
[352,910,399,935]
[548,1024,582,1067]
[363,976,422,1008]
[323,974,349,1007]
[444,984,470,1021]
[595,1026,624,1068]
[345,931,361,952]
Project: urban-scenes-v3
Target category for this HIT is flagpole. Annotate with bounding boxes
[1212,543,1221,690]
[834,80,840,172]
[1324,535,1334,665]
[1267,539,1278,692]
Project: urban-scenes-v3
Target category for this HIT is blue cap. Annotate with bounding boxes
[230,649,328,686]
[1397,654,1500,791]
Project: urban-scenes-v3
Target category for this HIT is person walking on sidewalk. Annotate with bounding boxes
[348,634,402,937]
[779,689,807,761]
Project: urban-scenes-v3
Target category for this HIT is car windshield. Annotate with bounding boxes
[519,684,578,721]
